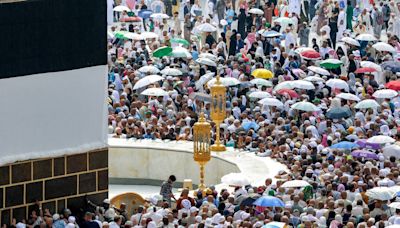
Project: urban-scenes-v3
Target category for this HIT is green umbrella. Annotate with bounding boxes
[170,38,190,46]
[115,31,128,39]
[152,46,173,58]
[320,59,342,69]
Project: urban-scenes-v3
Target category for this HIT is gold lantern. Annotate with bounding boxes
[193,112,211,190]
[210,75,226,152]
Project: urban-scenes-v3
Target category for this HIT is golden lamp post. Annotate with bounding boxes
[193,112,211,190]
[210,75,226,152]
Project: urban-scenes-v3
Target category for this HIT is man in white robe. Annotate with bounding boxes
[337,8,346,41]
[288,0,301,16]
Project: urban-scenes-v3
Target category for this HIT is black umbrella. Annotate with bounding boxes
[240,197,257,206]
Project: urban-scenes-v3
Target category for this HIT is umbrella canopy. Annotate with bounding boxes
[331,141,359,150]
[141,32,158,39]
[291,80,315,90]
[273,17,293,24]
[263,222,287,228]
[133,75,163,90]
[160,67,182,76]
[196,58,217,67]
[249,91,272,99]
[123,32,142,40]
[383,144,400,159]
[291,101,319,112]
[277,89,299,98]
[138,65,160,74]
[248,8,264,14]
[295,47,314,54]
[308,66,330,76]
[373,89,398,99]
[320,59,343,69]
[326,107,352,119]
[273,81,294,91]
[253,196,285,207]
[252,69,274,79]
[250,78,273,87]
[221,173,250,186]
[188,92,211,102]
[113,5,131,12]
[372,42,396,52]
[168,46,192,58]
[292,68,307,78]
[366,187,396,200]
[258,98,284,107]
[199,53,218,61]
[262,30,282,38]
[367,135,395,144]
[242,121,260,131]
[360,61,382,72]
[240,197,258,206]
[281,180,311,188]
[386,81,400,91]
[207,77,240,87]
[300,50,321,60]
[389,202,400,209]
[195,72,215,90]
[354,99,380,109]
[152,46,173,58]
[141,88,168,96]
[356,139,381,150]
[381,61,400,73]
[351,150,379,160]
[336,93,361,101]
[356,33,377,41]
[150,13,169,19]
[341,37,360,46]
[195,23,217,32]
[138,9,153,19]
[304,76,325,82]
[326,79,349,91]
[355,67,377,74]
[170,38,190,46]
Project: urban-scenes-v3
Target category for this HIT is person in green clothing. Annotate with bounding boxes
[346,0,354,31]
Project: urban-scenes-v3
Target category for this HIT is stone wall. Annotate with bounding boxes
[0,149,108,225]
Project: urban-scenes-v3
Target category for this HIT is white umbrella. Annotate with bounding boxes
[367,135,395,144]
[366,187,396,200]
[199,53,218,61]
[294,47,314,54]
[281,180,311,188]
[373,89,398,99]
[196,58,217,67]
[326,79,349,91]
[207,77,240,87]
[354,99,380,109]
[160,67,182,76]
[383,144,400,158]
[308,66,330,76]
[360,61,382,72]
[356,33,377,41]
[291,80,315,90]
[304,76,325,82]
[150,13,170,19]
[248,8,264,15]
[141,32,158,39]
[138,65,160,74]
[133,75,164,90]
[124,32,142,40]
[250,78,273,87]
[249,91,272,99]
[389,202,400,209]
[195,72,215,90]
[341,37,360,46]
[169,46,192,58]
[221,173,251,186]
[273,81,294,91]
[273,17,293,24]
[113,5,131,12]
[372,42,396,53]
[194,23,217,32]
[141,88,168,96]
[386,225,400,228]
[336,93,361,101]
[291,101,320,112]
[258,97,284,107]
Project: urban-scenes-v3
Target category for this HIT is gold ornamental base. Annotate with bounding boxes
[211,144,226,152]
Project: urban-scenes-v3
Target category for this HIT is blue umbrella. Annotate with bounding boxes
[326,107,352,119]
[381,61,400,73]
[242,121,260,131]
[330,141,359,150]
[253,196,285,207]
[138,9,153,19]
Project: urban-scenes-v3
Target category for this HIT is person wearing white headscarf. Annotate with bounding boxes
[380,125,392,136]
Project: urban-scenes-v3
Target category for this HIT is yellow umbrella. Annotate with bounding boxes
[251,69,273,79]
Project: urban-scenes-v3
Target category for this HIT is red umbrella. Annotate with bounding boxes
[300,50,321,60]
[354,67,377,74]
[277,89,299,98]
[386,81,400,91]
